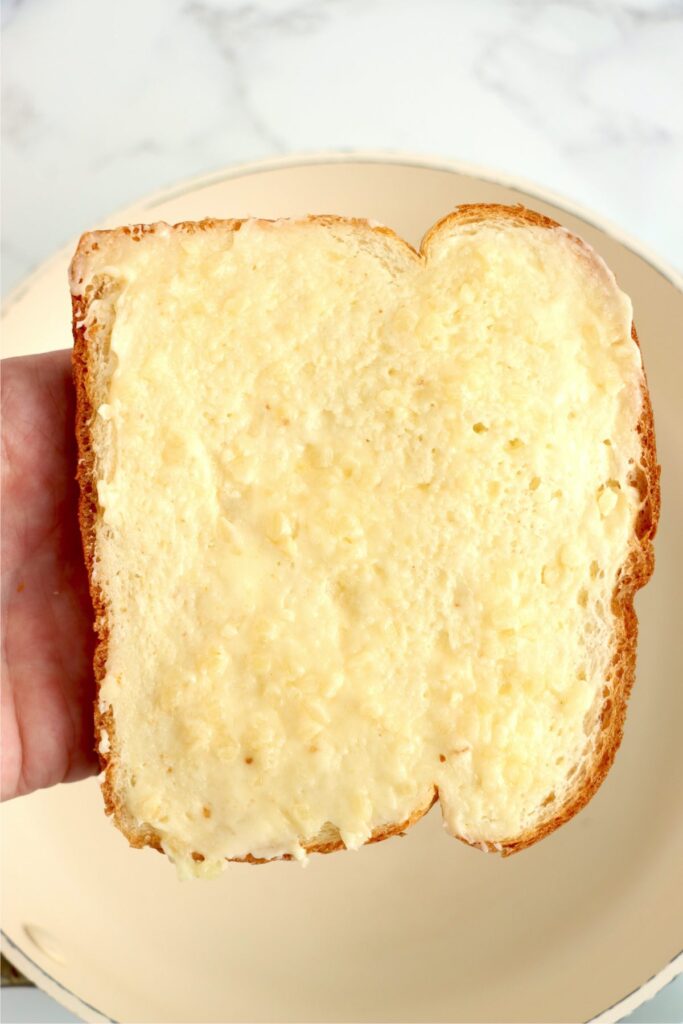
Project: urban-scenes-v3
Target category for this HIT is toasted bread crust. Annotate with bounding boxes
[71,205,659,864]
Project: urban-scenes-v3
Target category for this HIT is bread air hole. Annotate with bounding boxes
[600,698,613,728]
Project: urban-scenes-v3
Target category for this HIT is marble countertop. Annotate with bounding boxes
[1,1,681,1022]
[2,0,682,298]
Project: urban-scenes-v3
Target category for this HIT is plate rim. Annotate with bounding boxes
[2,149,681,1024]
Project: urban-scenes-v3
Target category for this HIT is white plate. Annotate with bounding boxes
[2,153,682,1024]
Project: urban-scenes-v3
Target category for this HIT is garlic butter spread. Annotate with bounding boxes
[77,218,643,876]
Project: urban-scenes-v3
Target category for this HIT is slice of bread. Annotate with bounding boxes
[70,205,659,877]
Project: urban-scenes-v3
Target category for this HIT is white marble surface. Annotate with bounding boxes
[1,1,681,1022]
[2,0,682,298]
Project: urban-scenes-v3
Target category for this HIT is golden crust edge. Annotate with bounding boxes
[71,203,660,864]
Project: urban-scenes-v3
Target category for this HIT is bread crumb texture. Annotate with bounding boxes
[71,208,657,877]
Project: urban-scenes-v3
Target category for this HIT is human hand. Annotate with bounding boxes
[2,350,97,800]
